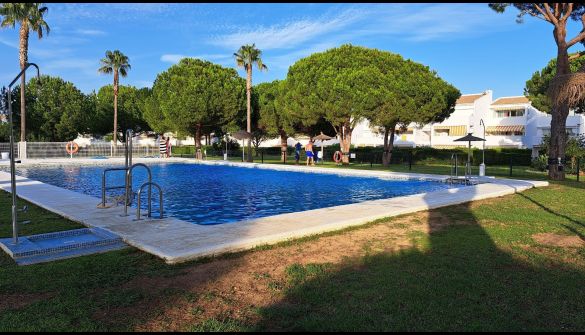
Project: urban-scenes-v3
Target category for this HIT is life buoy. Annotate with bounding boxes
[65,141,79,155]
[333,151,343,163]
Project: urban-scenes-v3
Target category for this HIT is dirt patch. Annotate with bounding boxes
[90,217,426,331]
[0,292,54,313]
[532,233,585,248]
[89,202,504,331]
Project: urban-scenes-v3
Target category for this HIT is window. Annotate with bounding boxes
[495,109,525,118]
[434,129,449,136]
[396,129,413,135]
[541,128,577,136]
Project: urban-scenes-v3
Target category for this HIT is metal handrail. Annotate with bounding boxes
[136,181,163,220]
[100,129,134,208]
[125,129,133,169]
[7,62,41,244]
[450,154,458,179]
[124,163,152,216]
[101,167,129,207]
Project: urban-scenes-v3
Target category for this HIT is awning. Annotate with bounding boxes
[433,125,467,136]
[433,145,465,149]
[486,125,525,133]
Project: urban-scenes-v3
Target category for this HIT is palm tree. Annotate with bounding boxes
[234,44,267,162]
[98,50,131,149]
[0,3,49,142]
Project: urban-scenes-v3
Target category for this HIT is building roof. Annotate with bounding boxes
[456,94,484,104]
[491,96,530,105]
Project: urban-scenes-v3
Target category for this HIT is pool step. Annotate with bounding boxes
[0,227,128,265]
[446,176,481,185]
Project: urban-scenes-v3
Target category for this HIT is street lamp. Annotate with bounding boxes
[479,118,486,176]
[5,63,41,244]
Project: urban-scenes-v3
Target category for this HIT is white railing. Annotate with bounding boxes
[0,142,17,157]
[0,142,160,159]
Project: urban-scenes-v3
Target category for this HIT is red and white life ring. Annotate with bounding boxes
[65,141,79,155]
[333,151,343,163]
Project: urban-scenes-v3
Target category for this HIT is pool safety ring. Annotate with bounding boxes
[333,151,343,163]
[65,141,79,155]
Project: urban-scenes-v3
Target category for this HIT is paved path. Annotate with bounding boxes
[0,159,548,264]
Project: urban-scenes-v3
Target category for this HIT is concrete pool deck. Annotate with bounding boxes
[0,158,549,264]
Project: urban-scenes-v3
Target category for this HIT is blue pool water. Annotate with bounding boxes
[13,163,459,225]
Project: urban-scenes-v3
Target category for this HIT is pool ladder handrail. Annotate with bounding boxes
[449,153,458,184]
[100,129,134,207]
[464,161,471,186]
[123,163,152,216]
[136,182,163,220]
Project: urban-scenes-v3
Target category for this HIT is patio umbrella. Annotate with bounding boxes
[231,130,252,162]
[453,132,486,167]
[312,132,333,163]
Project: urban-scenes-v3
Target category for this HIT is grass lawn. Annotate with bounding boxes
[204,153,580,182]
[0,171,584,331]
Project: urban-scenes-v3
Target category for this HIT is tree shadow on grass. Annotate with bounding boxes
[253,185,585,331]
[517,189,585,242]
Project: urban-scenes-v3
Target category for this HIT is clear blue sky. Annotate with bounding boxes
[1,3,584,98]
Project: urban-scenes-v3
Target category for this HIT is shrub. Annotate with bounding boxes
[531,154,549,171]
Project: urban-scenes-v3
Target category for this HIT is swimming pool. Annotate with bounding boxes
[13,163,460,225]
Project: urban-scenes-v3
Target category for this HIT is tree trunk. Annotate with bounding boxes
[549,25,571,180]
[383,123,397,167]
[339,121,353,165]
[280,129,288,162]
[246,66,253,162]
[113,71,119,154]
[19,23,29,142]
[195,124,202,160]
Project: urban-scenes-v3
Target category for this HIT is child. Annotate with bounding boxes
[305,140,315,166]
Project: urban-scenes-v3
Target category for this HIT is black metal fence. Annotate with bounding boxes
[170,145,534,173]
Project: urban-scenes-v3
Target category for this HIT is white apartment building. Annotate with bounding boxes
[349,90,585,157]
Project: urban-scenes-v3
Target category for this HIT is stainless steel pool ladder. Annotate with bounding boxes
[100,129,164,219]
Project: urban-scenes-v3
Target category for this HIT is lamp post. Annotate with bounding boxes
[479,119,486,176]
[6,63,41,244]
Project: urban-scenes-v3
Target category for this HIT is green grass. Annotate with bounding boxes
[251,182,585,331]
[0,192,85,238]
[0,170,584,330]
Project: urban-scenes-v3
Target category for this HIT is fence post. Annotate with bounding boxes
[409,151,413,171]
[283,150,286,164]
[509,155,513,177]
[577,158,580,182]
[370,153,373,168]
[261,150,264,164]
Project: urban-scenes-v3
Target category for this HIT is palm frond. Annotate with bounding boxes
[98,49,131,77]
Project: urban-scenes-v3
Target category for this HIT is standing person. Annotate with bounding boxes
[312,140,319,164]
[305,139,314,166]
[166,136,172,158]
[294,141,302,164]
[159,135,167,158]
